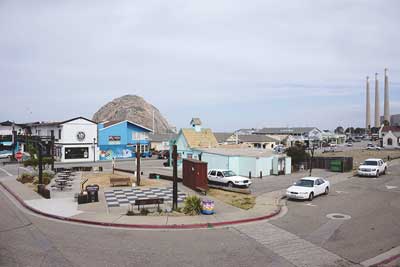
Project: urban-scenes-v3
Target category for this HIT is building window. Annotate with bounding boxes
[387,138,393,146]
[65,147,89,159]
[50,130,54,137]
[58,129,62,140]
[132,132,148,141]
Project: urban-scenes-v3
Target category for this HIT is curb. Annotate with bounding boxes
[0,181,282,230]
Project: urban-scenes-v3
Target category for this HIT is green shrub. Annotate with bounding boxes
[17,173,35,184]
[183,195,202,216]
[33,176,51,185]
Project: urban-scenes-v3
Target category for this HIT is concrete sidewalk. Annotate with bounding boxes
[0,168,359,229]
[0,174,285,229]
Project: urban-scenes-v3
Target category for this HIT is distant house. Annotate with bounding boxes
[321,130,346,144]
[27,117,98,162]
[0,121,24,153]
[149,133,177,151]
[174,118,218,165]
[214,132,278,149]
[98,120,152,160]
[380,126,400,148]
[254,127,322,146]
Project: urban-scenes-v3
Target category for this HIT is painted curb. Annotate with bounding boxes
[0,181,282,230]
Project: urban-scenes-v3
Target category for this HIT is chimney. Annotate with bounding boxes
[374,73,380,128]
[384,68,390,124]
[366,76,371,131]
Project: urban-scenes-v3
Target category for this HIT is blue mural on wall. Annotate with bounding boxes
[98,120,152,160]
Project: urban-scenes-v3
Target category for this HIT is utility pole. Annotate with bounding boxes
[50,131,55,171]
[172,145,178,210]
[37,143,43,185]
[136,143,141,186]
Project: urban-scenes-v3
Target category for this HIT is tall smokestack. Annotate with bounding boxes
[384,68,390,125]
[366,76,371,130]
[374,73,380,128]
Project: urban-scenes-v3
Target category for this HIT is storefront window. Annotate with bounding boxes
[65,147,89,159]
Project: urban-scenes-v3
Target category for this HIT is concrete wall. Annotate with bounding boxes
[61,118,97,144]
[382,131,400,148]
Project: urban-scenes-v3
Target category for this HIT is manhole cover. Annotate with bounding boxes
[332,215,345,219]
[326,213,351,220]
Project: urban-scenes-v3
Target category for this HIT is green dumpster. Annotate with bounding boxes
[330,160,342,172]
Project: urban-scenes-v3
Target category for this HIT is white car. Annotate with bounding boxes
[366,143,382,150]
[207,169,252,188]
[357,158,387,177]
[0,151,12,159]
[286,177,330,201]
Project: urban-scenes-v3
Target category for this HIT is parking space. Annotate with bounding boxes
[270,163,400,264]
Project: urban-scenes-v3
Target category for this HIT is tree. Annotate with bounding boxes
[334,126,344,134]
[345,127,354,134]
[286,143,309,166]
[383,120,390,126]
[354,128,365,135]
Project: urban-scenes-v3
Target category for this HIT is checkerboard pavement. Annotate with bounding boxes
[104,187,187,208]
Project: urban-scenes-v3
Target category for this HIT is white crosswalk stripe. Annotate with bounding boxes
[235,221,355,267]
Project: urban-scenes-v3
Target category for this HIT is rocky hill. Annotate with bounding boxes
[92,95,175,133]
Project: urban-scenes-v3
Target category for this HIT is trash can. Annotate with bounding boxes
[201,200,215,215]
[85,184,100,203]
[330,160,342,172]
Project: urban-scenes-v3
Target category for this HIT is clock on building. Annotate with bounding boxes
[76,131,86,141]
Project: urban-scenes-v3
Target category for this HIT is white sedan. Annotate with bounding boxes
[207,169,252,188]
[286,177,330,201]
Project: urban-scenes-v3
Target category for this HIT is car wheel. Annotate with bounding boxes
[376,171,380,178]
[227,182,234,188]
[308,192,314,201]
[324,187,329,195]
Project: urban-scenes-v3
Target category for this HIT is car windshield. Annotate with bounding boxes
[222,171,236,177]
[363,160,378,166]
[295,179,314,187]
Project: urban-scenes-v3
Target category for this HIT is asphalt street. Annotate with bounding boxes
[0,185,294,267]
[271,163,400,264]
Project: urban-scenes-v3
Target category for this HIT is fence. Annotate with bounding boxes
[296,157,353,173]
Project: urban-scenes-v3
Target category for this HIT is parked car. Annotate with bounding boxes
[357,158,387,177]
[286,177,330,201]
[366,143,382,150]
[157,150,169,159]
[207,169,252,188]
[0,150,12,159]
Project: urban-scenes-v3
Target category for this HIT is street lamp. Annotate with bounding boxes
[93,137,96,163]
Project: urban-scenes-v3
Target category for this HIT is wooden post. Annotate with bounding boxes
[136,143,141,186]
[50,132,55,171]
[172,145,178,210]
[38,143,43,185]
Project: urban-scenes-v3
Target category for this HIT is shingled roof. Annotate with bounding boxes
[181,128,218,148]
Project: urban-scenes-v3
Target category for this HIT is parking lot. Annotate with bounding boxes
[270,161,400,264]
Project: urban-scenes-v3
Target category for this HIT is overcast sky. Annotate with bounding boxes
[1,1,399,131]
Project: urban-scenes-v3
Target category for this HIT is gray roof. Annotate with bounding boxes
[255,127,318,135]
[214,132,234,143]
[148,133,177,142]
[194,148,277,158]
[238,135,278,143]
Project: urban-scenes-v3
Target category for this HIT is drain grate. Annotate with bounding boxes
[326,213,351,220]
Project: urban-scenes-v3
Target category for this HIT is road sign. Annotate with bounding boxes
[15,151,23,161]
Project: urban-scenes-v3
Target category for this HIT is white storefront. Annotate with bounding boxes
[30,117,98,162]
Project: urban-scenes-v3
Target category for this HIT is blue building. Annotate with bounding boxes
[98,120,152,160]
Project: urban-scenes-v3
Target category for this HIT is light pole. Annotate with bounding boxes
[93,137,96,163]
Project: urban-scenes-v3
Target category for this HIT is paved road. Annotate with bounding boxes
[270,163,400,264]
[0,185,294,267]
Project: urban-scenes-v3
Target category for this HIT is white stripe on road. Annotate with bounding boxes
[361,245,400,266]
[235,221,353,267]
[0,167,13,176]
[18,166,32,173]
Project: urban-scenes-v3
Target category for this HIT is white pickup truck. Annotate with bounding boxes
[357,158,387,177]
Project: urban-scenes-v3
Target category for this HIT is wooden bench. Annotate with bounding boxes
[110,177,131,187]
[195,186,207,195]
[134,198,164,210]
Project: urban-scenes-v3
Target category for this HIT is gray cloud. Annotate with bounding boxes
[0,0,399,130]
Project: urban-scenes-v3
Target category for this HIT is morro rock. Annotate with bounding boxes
[92,95,174,133]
